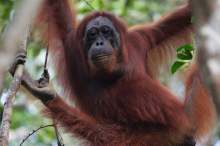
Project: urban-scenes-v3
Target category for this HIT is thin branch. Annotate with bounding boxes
[20,124,54,146]
[54,123,65,146]
[82,0,96,10]
[0,0,43,92]
[0,0,44,145]
[0,32,28,146]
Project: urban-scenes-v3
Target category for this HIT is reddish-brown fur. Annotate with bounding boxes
[38,0,216,145]
[184,65,216,139]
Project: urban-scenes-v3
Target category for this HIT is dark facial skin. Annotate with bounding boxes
[83,16,121,76]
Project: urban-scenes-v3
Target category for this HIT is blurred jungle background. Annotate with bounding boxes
[0,0,219,146]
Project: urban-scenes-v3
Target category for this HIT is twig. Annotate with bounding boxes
[0,0,44,145]
[0,0,43,94]
[0,70,23,145]
[0,35,28,146]
[20,124,54,146]
[54,123,65,146]
[82,0,96,10]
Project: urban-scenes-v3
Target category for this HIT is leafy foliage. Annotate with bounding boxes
[0,0,14,32]
[171,44,194,74]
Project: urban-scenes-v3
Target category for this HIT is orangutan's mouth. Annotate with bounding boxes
[92,53,112,63]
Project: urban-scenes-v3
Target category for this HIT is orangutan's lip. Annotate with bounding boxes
[92,53,112,62]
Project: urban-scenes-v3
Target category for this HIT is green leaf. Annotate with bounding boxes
[176,44,194,52]
[177,50,193,60]
[171,61,186,74]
